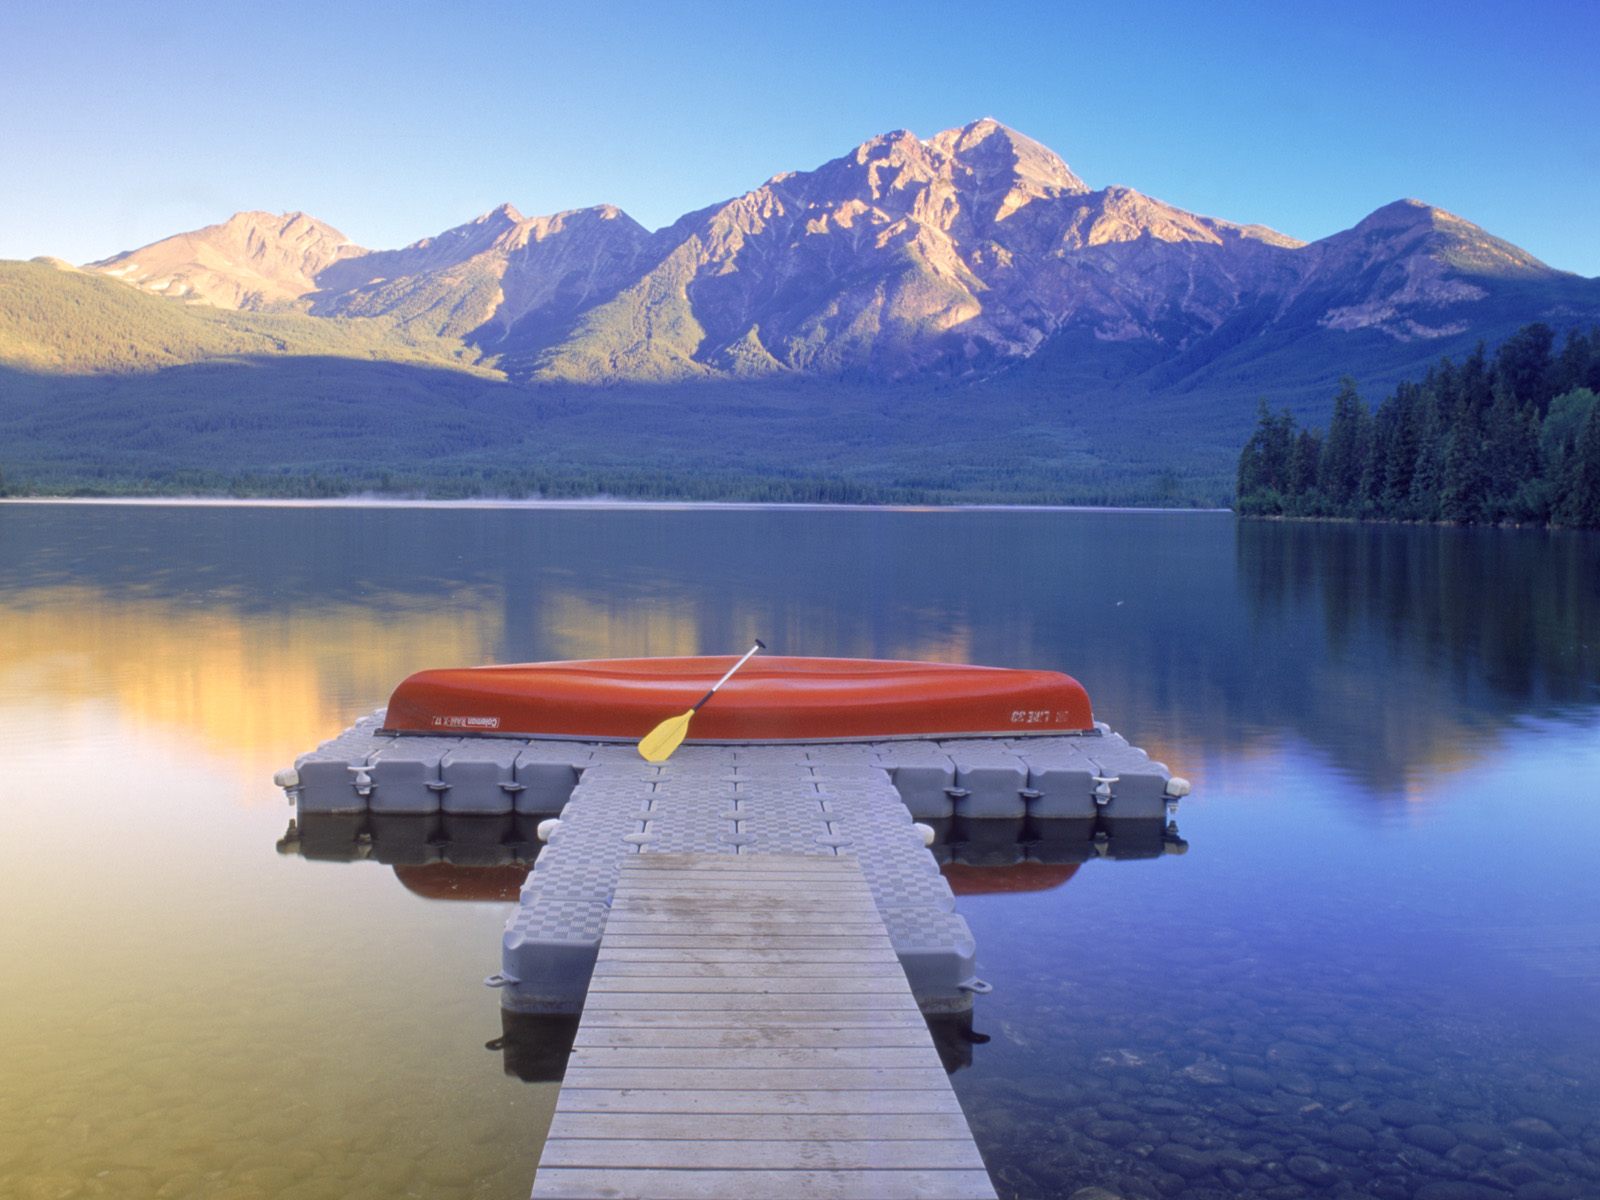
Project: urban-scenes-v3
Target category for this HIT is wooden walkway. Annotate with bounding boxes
[532,853,996,1199]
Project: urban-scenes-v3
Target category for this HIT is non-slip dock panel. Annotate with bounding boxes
[503,899,610,1013]
[532,854,996,1200]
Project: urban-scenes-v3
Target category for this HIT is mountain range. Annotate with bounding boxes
[4,118,1598,502]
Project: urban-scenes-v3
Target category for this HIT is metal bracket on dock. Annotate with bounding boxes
[483,972,521,989]
[959,978,994,995]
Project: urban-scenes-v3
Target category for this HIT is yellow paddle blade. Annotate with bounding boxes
[638,709,696,762]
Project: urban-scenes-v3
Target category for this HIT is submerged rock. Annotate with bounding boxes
[1285,1153,1338,1186]
[1507,1118,1566,1149]
[1405,1124,1460,1154]
[1411,1183,1515,1200]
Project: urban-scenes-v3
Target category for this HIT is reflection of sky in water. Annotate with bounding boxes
[0,504,1597,1199]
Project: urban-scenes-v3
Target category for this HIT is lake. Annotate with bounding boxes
[1,502,1596,1200]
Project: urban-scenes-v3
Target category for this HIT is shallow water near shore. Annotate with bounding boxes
[1,504,1596,1200]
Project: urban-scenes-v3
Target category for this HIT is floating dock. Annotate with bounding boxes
[277,712,1185,1014]
[532,853,997,1200]
[277,707,1189,1200]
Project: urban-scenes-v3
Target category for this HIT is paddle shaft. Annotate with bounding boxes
[691,639,766,711]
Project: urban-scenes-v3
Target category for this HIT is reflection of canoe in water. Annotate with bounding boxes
[942,861,1081,895]
[392,863,528,902]
[383,656,1093,742]
[278,814,1185,904]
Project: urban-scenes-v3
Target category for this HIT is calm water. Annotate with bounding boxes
[1,503,1597,1200]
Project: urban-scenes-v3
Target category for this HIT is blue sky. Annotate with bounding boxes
[2,0,1596,273]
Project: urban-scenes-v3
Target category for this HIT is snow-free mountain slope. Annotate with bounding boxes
[76,119,1600,390]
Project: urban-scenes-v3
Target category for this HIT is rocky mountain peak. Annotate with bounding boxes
[927,117,1090,199]
[1333,198,1554,279]
[86,209,363,308]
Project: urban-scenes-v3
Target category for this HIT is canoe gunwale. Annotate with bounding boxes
[375,727,1104,745]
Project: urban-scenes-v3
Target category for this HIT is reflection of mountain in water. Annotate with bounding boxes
[0,584,503,772]
[6,505,1596,800]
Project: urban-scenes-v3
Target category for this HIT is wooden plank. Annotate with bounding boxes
[531,1167,996,1199]
[552,1089,966,1115]
[586,975,903,994]
[558,1067,954,1090]
[576,1017,934,1036]
[596,948,901,964]
[567,1047,941,1070]
[603,909,886,925]
[540,1138,987,1170]
[592,961,904,979]
[600,934,893,949]
[573,1026,937,1049]
[575,992,923,1012]
[546,1111,977,1142]
[599,928,893,944]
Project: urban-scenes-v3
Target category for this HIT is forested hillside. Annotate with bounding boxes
[1236,324,1600,527]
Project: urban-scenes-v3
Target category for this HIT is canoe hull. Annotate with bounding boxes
[382,656,1094,743]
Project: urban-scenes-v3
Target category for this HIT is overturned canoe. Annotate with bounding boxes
[382,655,1094,743]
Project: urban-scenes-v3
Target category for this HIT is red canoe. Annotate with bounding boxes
[382,655,1093,743]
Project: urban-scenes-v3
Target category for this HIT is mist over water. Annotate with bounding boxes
[1,504,1596,1199]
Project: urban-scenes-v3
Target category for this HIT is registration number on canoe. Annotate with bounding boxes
[1011,710,1055,724]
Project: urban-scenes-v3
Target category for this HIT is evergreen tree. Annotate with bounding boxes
[1459,343,1494,417]
[1440,404,1490,523]
[1236,400,1295,511]
[1319,378,1368,513]
[1380,383,1421,515]
[1236,401,1271,501]
[1495,322,1556,413]
[1540,388,1598,469]
[1482,381,1539,518]
[1406,387,1445,521]
[1559,402,1600,529]
[1288,429,1322,512]
[1551,329,1594,397]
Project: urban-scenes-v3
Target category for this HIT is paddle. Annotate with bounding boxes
[637,639,767,762]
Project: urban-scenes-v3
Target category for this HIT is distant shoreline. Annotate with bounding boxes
[0,495,1233,515]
